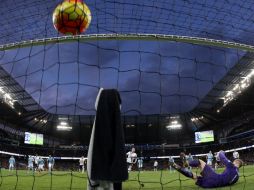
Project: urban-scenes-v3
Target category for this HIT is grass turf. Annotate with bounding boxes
[0,165,254,190]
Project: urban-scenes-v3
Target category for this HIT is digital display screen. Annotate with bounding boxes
[24,132,43,145]
[195,130,214,143]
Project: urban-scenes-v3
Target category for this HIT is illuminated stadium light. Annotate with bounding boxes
[166,120,182,130]
[57,125,72,131]
[60,121,67,126]
[0,87,16,108]
[126,124,135,128]
[57,117,72,131]
[222,69,254,107]
[39,119,47,124]
[34,117,47,124]
[166,115,182,129]
[191,116,204,122]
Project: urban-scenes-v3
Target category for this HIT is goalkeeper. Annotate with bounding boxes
[170,151,243,188]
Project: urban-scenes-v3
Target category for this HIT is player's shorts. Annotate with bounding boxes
[38,164,44,170]
[9,164,14,168]
[28,163,33,168]
[181,160,188,168]
[48,163,52,168]
[79,165,84,170]
[207,160,212,165]
[138,164,143,168]
[196,165,218,188]
[127,158,132,163]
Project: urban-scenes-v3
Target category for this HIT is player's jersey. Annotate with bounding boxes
[79,158,85,166]
[207,153,213,161]
[126,152,132,163]
[48,157,54,164]
[180,154,188,167]
[127,151,137,163]
[34,156,39,164]
[196,152,239,188]
[154,161,158,167]
[38,159,44,165]
[233,152,239,159]
[169,157,174,163]
[186,155,193,162]
[9,157,15,165]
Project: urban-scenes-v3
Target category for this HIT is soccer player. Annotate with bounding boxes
[233,150,239,160]
[27,156,34,173]
[169,150,243,188]
[206,150,213,167]
[186,153,194,171]
[137,158,143,171]
[168,156,175,173]
[154,160,158,171]
[34,154,39,171]
[215,152,220,170]
[38,157,45,172]
[9,156,15,172]
[47,155,55,173]
[79,156,86,173]
[180,152,188,168]
[126,147,137,172]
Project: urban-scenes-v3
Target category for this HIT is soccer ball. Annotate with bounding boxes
[52,0,92,35]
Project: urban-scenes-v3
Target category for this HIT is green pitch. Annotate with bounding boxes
[0,166,254,190]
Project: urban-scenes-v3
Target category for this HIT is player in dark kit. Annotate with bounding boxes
[169,151,243,188]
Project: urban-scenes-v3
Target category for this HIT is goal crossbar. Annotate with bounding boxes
[0,34,254,51]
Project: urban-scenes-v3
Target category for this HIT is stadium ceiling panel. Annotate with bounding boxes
[0,0,254,134]
[197,52,254,110]
[0,0,254,45]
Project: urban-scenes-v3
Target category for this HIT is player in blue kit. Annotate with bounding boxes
[186,153,193,171]
[206,150,213,167]
[169,151,243,188]
[137,158,143,171]
[38,157,45,172]
[27,156,34,173]
[47,155,55,173]
[9,156,15,172]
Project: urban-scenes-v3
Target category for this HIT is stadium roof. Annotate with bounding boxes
[0,0,254,142]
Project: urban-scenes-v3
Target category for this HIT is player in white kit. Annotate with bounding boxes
[154,160,158,171]
[233,150,239,160]
[79,156,86,173]
[126,148,137,172]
